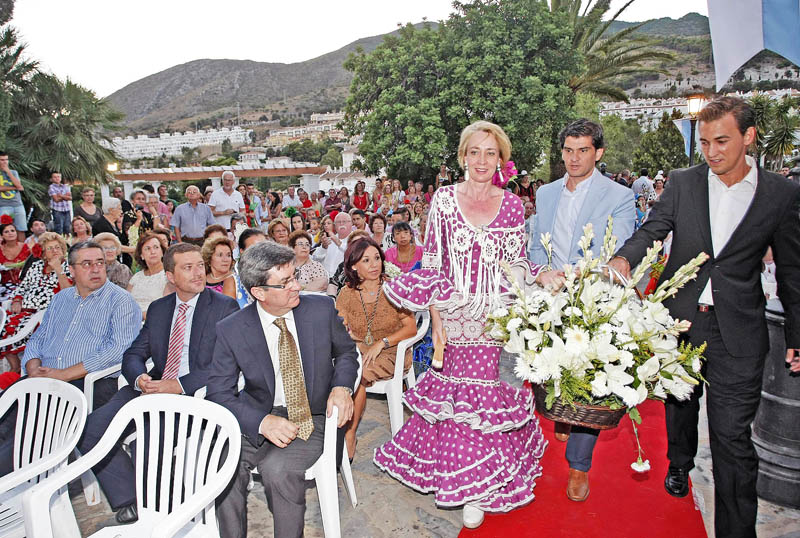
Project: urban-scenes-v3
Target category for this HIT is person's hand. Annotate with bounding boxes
[36,366,64,381]
[46,254,65,274]
[10,299,21,314]
[226,208,235,215]
[0,160,10,173]
[363,341,385,366]
[134,210,143,224]
[26,361,43,377]
[608,256,631,282]
[787,349,800,373]
[536,270,566,293]
[327,386,354,427]
[321,235,331,249]
[139,377,182,394]
[259,414,299,448]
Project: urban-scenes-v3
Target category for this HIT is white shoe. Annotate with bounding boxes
[462,503,484,529]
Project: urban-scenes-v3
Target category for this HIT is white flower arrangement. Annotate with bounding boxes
[383,261,402,280]
[488,218,708,471]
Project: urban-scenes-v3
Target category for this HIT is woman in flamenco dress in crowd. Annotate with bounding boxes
[375,121,563,529]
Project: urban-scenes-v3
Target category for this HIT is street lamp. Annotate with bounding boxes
[107,162,119,173]
[687,95,706,167]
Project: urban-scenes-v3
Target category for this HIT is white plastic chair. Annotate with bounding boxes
[0,310,45,353]
[0,378,88,538]
[23,394,242,538]
[366,311,429,435]
[79,362,124,507]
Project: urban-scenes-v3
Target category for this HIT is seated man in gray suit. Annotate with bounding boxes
[208,241,358,538]
[528,119,636,502]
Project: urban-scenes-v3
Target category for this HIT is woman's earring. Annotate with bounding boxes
[464,164,469,182]
[496,163,501,172]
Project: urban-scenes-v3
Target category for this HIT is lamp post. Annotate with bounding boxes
[687,95,706,167]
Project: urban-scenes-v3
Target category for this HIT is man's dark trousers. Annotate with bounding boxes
[667,310,765,538]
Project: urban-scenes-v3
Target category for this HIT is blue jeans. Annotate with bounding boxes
[0,204,27,231]
[51,209,71,235]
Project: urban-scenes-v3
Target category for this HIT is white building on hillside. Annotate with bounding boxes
[103,127,253,160]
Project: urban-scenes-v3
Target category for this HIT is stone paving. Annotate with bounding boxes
[70,353,799,537]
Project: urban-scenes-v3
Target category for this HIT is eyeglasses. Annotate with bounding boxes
[294,241,311,248]
[256,268,301,290]
[75,260,106,269]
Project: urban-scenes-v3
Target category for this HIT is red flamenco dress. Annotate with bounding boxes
[0,256,71,360]
[0,240,29,301]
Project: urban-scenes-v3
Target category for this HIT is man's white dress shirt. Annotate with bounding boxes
[283,194,301,208]
[256,303,304,407]
[312,237,348,276]
[136,293,198,393]
[698,155,758,305]
[551,174,595,269]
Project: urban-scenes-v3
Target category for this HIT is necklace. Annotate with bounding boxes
[358,285,382,346]
[397,245,414,265]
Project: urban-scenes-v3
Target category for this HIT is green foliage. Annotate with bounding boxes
[749,94,800,170]
[282,138,338,163]
[601,115,642,172]
[632,112,688,173]
[220,138,232,156]
[344,1,579,181]
[574,93,600,122]
[319,147,342,168]
[201,156,237,166]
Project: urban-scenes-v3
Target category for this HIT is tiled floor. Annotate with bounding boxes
[70,353,800,537]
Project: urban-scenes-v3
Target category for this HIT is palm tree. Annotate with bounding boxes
[6,73,124,210]
[545,0,675,178]
[762,96,799,170]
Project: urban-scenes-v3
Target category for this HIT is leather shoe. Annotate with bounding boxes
[566,469,589,501]
[664,467,690,497]
[115,503,138,524]
[554,422,571,442]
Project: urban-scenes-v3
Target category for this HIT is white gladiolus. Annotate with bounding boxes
[590,371,610,397]
[492,307,509,318]
[506,317,523,331]
[636,356,661,383]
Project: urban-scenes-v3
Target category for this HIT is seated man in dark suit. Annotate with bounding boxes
[208,241,358,538]
[76,243,239,524]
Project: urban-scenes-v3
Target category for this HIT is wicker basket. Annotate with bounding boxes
[532,383,627,430]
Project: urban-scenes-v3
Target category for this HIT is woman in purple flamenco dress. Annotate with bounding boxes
[375,121,563,529]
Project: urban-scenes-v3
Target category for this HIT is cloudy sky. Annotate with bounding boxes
[12,0,708,97]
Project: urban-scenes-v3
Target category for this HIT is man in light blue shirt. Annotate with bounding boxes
[21,240,141,407]
[0,241,140,476]
[527,119,636,502]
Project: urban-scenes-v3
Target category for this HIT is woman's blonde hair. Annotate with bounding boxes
[38,232,69,256]
[94,232,122,251]
[457,120,512,170]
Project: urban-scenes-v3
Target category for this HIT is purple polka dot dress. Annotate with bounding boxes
[376,186,548,512]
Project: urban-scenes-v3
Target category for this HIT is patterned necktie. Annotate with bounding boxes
[163,303,190,379]
[273,317,314,440]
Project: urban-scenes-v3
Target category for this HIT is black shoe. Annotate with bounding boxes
[664,467,690,498]
[115,503,138,524]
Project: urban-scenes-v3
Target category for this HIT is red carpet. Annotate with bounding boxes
[460,398,707,538]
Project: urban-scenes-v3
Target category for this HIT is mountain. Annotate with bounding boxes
[107,24,437,132]
[606,12,709,37]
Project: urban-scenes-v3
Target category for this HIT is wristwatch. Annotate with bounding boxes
[337,386,354,396]
[382,337,391,348]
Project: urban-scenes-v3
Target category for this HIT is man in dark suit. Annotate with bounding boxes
[610,96,800,538]
[208,241,358,538]
[76,243,239,524]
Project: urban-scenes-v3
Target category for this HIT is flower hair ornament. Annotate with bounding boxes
[493,160,518,189]
[0,215,13,226]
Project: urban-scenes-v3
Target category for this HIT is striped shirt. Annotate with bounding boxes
[48,183,72,212]
[22,279,141,375]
